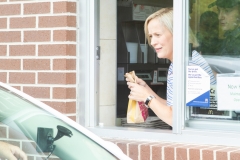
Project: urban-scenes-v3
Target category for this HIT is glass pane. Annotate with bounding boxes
[0,86,118,160]
[186,0,240,131]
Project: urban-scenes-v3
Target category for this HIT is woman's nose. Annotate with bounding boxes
[151,37,157,46]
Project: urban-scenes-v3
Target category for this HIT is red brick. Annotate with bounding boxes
[9,72,35,84]
[128,142,141,160]
[10,45,35,56]
[38,44,76,56]
[67,16,76,27]
[140,143,150,160]
[53,87,76,99]
[38,72,76,84]
[152,144,163,160]
[53,30,76,41]
[202,149,214,160]
[116,141,128,155]
[12,85,21,91]
[9,127,29,140]
[23,59,50,70]
[189,145,205,160]
[53,59,76,70]
[53,2,76,13]
[43,101,76,114]
[67,115,76,121]
[202,146,225,160]
[0,45,7,56]
[43,101,66,113]
[23,86,50,98]
[230,150,240,160]
[172,144,195,160]
[0,31,21,42]
[216,147,239,160]
[39,16,76,28]
[153,143,183,160]
[0,126,7,138]
[165,145,175,160]
[10,17,36,28]
[0,59,21,70]
[176,147,187,160]
[24,30,51,42]
[66,102,76,113]
[0,4,20,15]
[0,72,7,82]
[22,141,38,155]
[24,2,50,14]
[0,18,7,29]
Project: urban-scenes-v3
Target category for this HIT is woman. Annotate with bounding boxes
[126,8,173,126]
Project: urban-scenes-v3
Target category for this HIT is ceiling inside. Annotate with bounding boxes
[132,0,173,7]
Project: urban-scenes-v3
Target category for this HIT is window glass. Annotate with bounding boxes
[0,86,117,160]
[186,0,240,131]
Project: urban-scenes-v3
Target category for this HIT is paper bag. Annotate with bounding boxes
[125,71,149,123]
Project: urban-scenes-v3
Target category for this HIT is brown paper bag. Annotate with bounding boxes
[125,71,149,123]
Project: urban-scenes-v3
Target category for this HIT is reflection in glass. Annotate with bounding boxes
[0,86,117,160]
[196,11,221,54]
[186,0,240,131]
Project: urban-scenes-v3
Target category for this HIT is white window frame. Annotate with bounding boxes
[78,0,100,127]
[78,0,240,147]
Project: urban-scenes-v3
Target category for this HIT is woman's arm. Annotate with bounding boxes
[147,97,172,126]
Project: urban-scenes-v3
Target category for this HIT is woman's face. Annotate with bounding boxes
[218,6,239,31]
[148,18,173,61]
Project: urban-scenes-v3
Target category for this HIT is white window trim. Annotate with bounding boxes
[79,0,240,147]
[78,0,100,127]
[172,0,187,134]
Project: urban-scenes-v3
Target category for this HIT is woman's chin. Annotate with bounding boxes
[157,54,164,59]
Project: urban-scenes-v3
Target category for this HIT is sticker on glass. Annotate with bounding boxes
[186,66,210,107]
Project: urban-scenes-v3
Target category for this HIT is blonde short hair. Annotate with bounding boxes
[144,7,173,44]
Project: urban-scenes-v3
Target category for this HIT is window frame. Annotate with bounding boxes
[78,0,100,127]
[80,0,240,147]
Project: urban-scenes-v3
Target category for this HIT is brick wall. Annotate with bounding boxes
[0,0,77,121]
[104,138,240,160]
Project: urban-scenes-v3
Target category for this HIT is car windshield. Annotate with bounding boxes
[0,85,118,160]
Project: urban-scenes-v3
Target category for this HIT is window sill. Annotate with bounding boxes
[88,126,240,147]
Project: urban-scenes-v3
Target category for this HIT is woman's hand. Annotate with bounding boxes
[127,82,152,102]
[0,141,27,160]
[135,76,147,87]
[126,76,147,87]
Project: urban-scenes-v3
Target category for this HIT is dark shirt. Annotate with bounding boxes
[219,27,240,56]
[196,32,221,55]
